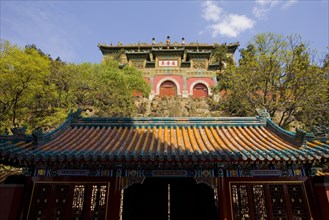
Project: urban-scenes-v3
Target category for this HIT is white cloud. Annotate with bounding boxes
[255,0,280,7]
[211,14,255,38]
[253,0,298,19]
[202,1,222,22]
[252,6,269,18]
[201,1,255,38]
[281,0,298,10]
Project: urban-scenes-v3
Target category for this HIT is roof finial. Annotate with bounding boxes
[152,37,155,45]
[182,37,185,46]
[166,36,170,49]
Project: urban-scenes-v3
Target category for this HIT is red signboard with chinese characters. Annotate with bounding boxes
[159,60,178,67]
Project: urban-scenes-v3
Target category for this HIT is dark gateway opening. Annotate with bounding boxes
[122,177,218,220]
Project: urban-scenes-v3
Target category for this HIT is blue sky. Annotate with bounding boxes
[1,0,328,64]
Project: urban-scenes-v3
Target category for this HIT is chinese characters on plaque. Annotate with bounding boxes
[159,60,178,67]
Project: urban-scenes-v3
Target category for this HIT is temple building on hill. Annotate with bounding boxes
[98,37,239,99]
[0,109,329,220]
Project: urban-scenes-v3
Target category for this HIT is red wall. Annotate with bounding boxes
[0,185,24,220]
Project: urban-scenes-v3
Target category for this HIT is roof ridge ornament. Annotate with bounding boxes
[68,108,83,120]
[10,126,27,138]
[256,108,270,122]
[294,128,307,145]
[32,127,43,144]
[3,128,9,135]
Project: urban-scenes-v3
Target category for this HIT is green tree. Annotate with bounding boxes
[25,44,52,60]
[0,40,51,132]
[211,43,234,72]
[296,52,329,128]
[217,33,328,129]
[92,60,150,116]
[0,40,150,133]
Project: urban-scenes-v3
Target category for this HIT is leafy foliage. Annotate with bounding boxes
[1,34,327,133]
[90,60,150,116]
[0,40,149,133]
[211,43,234,72]
[216,33,329,130]
[0,40,51,131]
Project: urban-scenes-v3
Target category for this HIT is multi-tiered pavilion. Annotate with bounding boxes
[98,37,239,99]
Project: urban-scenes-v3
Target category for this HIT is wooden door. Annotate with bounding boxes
[193,83,208,98]
[27,181,110,220]
[160,81,177,97]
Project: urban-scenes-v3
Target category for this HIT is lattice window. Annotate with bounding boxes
[287,185,309,220]
[230,182,311,220]
[90,185,108,219]
[252,185,268,220]
[29,184,51,219]
[214,188,219,207]
[52,185,70,220]
[231,184,250,219]
[269,185,288,220]
[71,185,85,219]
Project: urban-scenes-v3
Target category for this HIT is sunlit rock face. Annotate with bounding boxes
[132,96,221,117]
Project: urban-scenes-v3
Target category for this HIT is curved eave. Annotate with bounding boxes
[227,43,239,53]
[125,52,149,61]
[208,64,220,71]
[266,118,315,145]
[187,52,212,60]
[151,49,185,57]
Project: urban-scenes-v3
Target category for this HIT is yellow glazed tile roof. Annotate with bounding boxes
[0,117,328,164]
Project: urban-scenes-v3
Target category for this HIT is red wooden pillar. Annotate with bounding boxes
[0,184,25,220]
[311,177,329,220]
[218,177,230,220]
[16,177,33,220]
[109,173,123,220]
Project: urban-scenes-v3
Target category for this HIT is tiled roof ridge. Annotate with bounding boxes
[69,116,266,127]
[97,42,240,48]
[1,116,266,141]
[40,117,73,143]
[265,119,315,145]
[0,114,323,147]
